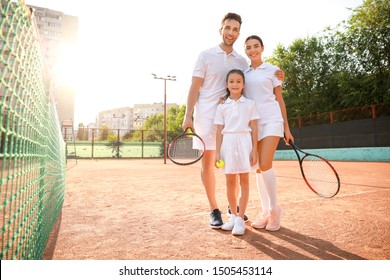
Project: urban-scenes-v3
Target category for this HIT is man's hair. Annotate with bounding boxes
[221,12,242,26]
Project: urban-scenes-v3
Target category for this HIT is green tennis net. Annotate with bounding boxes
[1,0,66,259]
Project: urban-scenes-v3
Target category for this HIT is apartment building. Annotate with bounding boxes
[133,102,177,129]
[29,5,78,133]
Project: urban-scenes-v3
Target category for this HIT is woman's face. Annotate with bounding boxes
[245,38,264,61]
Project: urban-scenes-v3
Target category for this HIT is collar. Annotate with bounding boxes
[224,95,246,103]
[215,45,239,57]
[246,62,267,72]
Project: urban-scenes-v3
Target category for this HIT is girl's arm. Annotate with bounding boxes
[249,119,258,166]
[215,124,224,163]
[274,86,294,144]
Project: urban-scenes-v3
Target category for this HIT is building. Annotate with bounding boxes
[95,102,178,132]
[29,5,78,136]
[133,102,176,129]
[96,107,133,138]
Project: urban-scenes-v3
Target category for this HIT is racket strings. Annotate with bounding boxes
[302,155,339,197]
[168,135,202,164]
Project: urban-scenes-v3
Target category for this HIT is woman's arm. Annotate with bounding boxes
[249,119,258,166]
[274,86,294,144]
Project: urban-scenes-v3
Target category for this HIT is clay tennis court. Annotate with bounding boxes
[43,159,390,260]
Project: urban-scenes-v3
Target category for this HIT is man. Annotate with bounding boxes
[182,12,284,229]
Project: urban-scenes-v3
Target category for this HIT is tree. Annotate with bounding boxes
[105,137,123,158]
[329,0,390,106]
[268,0,389,117]
[130,104,185,142]
[76,123,88,140]
[98,125,111,141]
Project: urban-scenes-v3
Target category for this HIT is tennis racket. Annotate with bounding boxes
[167,127,205,165]
[288,140,340,198]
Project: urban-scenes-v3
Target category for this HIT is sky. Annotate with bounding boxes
[25,0,363,126]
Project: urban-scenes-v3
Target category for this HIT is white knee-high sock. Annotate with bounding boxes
[261,168,277,210]
[256,173,269,213]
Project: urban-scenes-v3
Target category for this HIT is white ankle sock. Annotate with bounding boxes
[256,173,269,213]
[261,168,277,210]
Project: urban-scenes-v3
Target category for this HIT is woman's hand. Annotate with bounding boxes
[284,130,294,145]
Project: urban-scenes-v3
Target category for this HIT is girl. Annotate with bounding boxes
[214,69,259,235]
[244,35,294,231]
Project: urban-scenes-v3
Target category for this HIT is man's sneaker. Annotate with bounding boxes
[265,207,283,231]
[227,205,249,222]
[232,216,245,235]
[222,214,236,231]
[251,211,269,229]
[210,209,223,229]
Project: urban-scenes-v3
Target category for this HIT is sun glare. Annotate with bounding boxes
[55,44,79,88]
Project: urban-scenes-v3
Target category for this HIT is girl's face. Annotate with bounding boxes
[226,72,244,99]
[245,38,264,62]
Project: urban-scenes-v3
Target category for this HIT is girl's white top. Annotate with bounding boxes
[214,96,259,133]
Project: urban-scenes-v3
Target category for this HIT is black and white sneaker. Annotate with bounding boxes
[227,205,249,222]
[210,209,223,229]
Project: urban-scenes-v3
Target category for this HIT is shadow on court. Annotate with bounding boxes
[44,159,390,260]
[244,227,365,260]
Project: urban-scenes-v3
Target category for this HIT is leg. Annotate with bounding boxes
[201,150,217,210]
[232,173,249,235]
[228,174,248,222]
[252,141,271,229]
[226,174,238,215]
[202,150,223,228]
[221,174,238,231]
[258,136,283,231]
[237,173,249,220]
[258,136,280,209]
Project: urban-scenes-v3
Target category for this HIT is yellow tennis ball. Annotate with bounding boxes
[216,160,225,168]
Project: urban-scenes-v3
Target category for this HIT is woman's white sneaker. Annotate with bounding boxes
[265,207,283,231]
[251,211,269,229]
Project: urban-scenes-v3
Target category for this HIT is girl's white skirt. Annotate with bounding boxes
[220,132,257,174]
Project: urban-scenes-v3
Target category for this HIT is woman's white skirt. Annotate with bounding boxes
[220,132,257,174]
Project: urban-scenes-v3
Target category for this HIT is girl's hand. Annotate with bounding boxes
[250,150,258,166]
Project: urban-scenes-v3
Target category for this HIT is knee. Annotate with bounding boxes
[258,163,272,172]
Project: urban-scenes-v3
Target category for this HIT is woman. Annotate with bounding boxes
[243,35,294,231]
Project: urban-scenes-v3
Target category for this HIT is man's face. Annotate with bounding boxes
[220,19,240,47]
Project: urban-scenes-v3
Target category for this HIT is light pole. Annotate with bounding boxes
[152,73,176,164]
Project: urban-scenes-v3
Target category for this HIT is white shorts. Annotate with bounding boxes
[258,122,284,141]
[194,117,216,150]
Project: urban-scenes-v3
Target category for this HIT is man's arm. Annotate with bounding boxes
[182,76,203,130]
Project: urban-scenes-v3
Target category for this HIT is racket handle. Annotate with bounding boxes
[185,127,193,134]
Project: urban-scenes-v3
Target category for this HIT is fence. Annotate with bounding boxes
[67,103,390,159]
[278,102,390,150]
[66,129,170,159]
[0,1,66,259]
